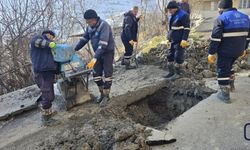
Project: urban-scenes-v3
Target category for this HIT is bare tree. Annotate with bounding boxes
[0,0,51,93]
[0,0,88,95]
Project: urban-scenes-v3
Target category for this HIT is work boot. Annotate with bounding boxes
[169,65,184,81]
[217,85,231,103]
[121,57,125,65]
[40,107,60,127]
[100,89,110,107]
[229,76,235,92]
[124,59,136,70]
[96,86,104,103]
[164,63,175,79]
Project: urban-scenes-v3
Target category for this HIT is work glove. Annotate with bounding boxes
[207,54,216,64]
[180,40,188,48]
[49,42,56,49]
[129,40,136,46]
[87,58,97,69]
[239,50,247,60]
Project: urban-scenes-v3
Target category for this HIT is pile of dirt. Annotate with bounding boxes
[138,39,250,80]
[185,40,215,80]
[185,41,250,79]
[36,110,151,150]
[137,40,215,80]
[137,43,169,66]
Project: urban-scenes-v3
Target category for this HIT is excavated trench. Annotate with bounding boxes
[125,80,215,128]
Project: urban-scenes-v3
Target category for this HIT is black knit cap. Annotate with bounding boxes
[218,0,233,9]
[167,1,179,9]
[84,9,98,19]
[42,30,55,37]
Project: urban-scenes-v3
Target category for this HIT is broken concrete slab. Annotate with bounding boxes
[0,85,40,121]
[0,80,92,121]
[89,65,168,108]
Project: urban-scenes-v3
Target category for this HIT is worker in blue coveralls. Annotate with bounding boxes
[164,1,190,80]
[208,0,250,103]
[30,30,59,126]
[75,9,115,106]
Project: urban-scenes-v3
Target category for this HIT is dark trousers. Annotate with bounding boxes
[34,72,55,109]
[93,52,114,89]
[121,36,133,60]
[167,42,185,64]
[217,54,237,86]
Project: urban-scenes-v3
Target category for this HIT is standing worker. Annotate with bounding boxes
[208,0,250,103]
[75,9,115,106]
[121,6,143,70]
[164,1,190,80]
[30,30,59,126]
[178,0,191,14]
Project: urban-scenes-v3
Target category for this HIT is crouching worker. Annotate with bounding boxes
[164,1,190,80]
[75,9,115,106]
[30,30,59,126]
[208,0,250,103]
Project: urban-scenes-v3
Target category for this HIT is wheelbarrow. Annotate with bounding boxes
[52,44,92,110]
